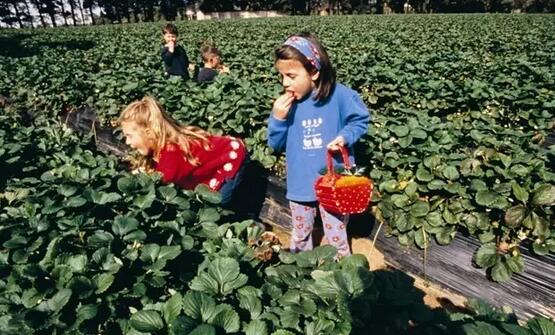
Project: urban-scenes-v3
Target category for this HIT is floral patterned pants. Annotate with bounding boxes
[289,201,351,258]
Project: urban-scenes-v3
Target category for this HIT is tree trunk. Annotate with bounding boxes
[88,3,94,25]
[12,3,24,28]
[68,0,77,25]
[48,11,57,26]
[59,0,68,25]
[78,0,85,24]
[32,0,47,27]
[24,0,34,27]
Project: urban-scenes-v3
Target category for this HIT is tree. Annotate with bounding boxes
[83,0,95,24]
[77,0,86,24]
[67,0,79,24]
[58,0,69,25]
[31,0,47,26]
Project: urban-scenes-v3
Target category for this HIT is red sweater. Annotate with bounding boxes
[155,136,247,191]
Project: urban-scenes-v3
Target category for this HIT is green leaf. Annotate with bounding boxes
[295,245,337,268]
[66,254,87,273]
[195,184,222,204]
[527,316,555,335]
[491,261,512,283]
[471,179,488,192]
[189,324,216,335]
[511,182,529,203]
[170,316,198,335]
[500,323,531,335]
[398,135,413,148]
[130,310,165,333]
[66,196,87,207]
[117,176,139,193]
[163,293,183,325]
[416,167,433,182]
[410,200,430,217]
[237,286,262,319]
[404,181,418,196]
[428,179,446,190]
[244,320,268,335]
[94,273,115,294]
[22,288,45,308]
[414,228,428,249]
[392,194,410,208]
[410,128,427,139]
[505,254,524,274]
[158,185,178,202]
[271,330,296,335]
[140,244,161,263]
[182,291,217,323]
[532,240,550,255]
[58,184,78,197]
[158,245,182,263]
[504,205,527,228]
[379,180,397,193]
[211,308,240,333]
[392,125,409,137]
[112,215,139,236]
[76,304,98,323]
[442,165,460,180]
[134,191,156,209]
[475,243,499,268]
[462,321,506,335]
[198,207,220,223]
[86,189,122,205]
[46,288,72,312]
[476,190,497,207]
[531,184,555,206]
[190,258,248,296]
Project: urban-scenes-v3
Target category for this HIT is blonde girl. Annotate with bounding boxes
[119,96,247,205]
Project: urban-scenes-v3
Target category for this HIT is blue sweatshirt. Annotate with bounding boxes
[267,83,370,202]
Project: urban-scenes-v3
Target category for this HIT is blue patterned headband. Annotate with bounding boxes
[283,36,321,71]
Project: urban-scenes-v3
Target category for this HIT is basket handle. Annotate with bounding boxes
[326,146,351,177]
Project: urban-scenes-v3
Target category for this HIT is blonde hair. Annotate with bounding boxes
[118,96,211,166]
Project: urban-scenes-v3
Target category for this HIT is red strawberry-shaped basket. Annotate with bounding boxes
[314,147,373,215]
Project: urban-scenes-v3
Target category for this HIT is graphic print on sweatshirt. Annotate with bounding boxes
[302,118,323,150]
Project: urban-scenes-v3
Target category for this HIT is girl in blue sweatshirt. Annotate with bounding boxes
[267,33,370,258]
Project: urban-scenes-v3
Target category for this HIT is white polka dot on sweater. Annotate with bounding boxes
[224,163,233,171]
[230,141,240,150]
[229,151,238,159]
[209,178,218,188]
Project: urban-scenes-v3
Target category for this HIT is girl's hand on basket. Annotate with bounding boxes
[327,136,345,151]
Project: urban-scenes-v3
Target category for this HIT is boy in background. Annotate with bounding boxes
[161,23,190,80]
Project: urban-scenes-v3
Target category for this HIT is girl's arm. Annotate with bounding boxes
[338,91,370,146]
[267,115,289,152]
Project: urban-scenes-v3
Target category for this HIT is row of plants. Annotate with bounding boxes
[1,109,554,334]
[0,15,553,282]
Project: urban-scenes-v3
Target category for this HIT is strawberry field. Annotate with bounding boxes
[0,14,554,334]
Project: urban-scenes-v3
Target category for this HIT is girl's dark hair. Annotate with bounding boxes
[200,43,221,62]
[275,32,336,102]
[162,23,178,36]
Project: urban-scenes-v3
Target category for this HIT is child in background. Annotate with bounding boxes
[119,96,248,206]
[161,23,190,80]
[267,33,370,258]
[197,43,230,83]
